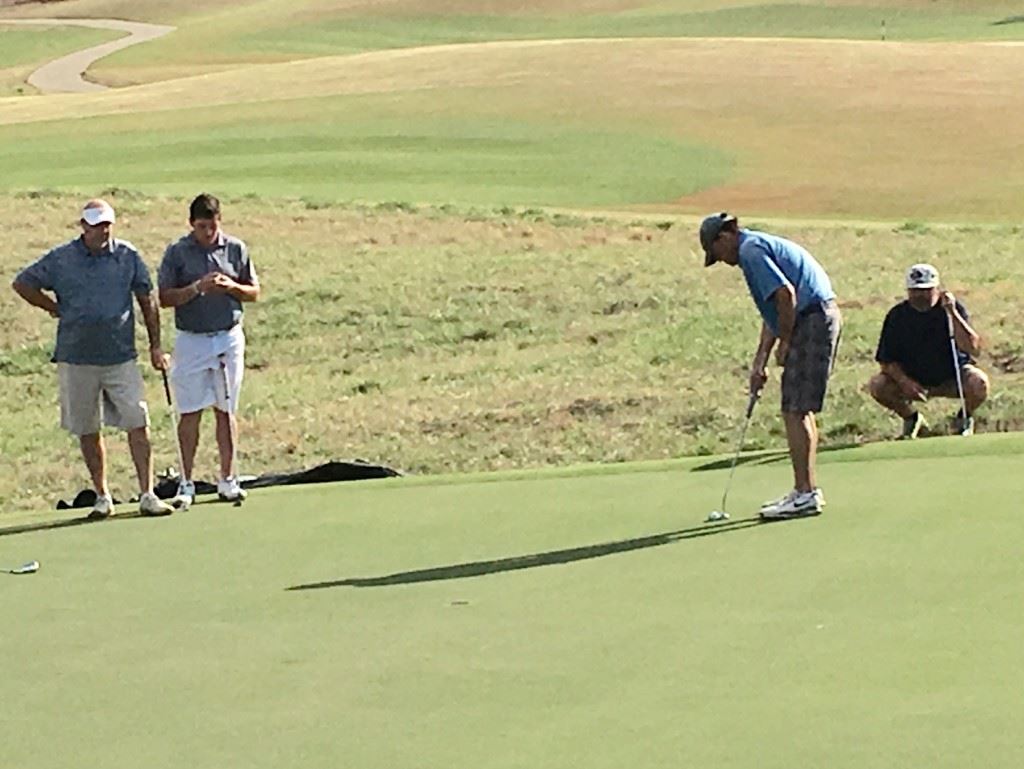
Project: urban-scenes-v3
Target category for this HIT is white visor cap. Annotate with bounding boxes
[81,199,116,226]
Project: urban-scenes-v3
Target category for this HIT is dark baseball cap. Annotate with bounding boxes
[699,212,737,266]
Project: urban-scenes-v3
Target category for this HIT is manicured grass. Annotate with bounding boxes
[3,435,1024,768]
[4,0,1022,87]
[0,101,728,207]
[0,25,121,95]
[1,36,1023,220]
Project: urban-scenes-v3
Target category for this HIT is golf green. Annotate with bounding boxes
[3,435,1022,768]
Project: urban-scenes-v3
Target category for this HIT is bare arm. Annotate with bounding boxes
[750,322,776,395]
[159,280,202,308]
[773,284,797,347]
[881,361,926,401]
[942,295,981,357]
[12,281,59,318]
[136,291,168,370]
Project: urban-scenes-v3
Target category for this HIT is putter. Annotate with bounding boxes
[219,355,243,507]
[5,560,39,575]
[706,390,759,522]
[947,311,969,435]
[161,370,192,510]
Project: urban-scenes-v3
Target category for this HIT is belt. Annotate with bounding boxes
[798,299,837,318]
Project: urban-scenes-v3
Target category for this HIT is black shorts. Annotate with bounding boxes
[781,302,842,413]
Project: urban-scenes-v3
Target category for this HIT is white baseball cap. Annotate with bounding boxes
[906,263,939,289]
[81,199,116,226]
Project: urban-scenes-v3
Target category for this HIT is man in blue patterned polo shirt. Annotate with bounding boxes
[12,199,175,519]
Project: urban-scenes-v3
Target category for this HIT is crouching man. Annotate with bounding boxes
[868,263,988,438]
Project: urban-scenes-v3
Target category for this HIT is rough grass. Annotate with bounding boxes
[2,192,1023,512]
[1,38,1022,220]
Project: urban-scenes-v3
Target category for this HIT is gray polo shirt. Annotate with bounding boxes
[158,231,256,333]
[15,237,153,365]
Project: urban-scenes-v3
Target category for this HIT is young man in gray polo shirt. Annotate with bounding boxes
[12,198,175,518]
[158,193,260,504]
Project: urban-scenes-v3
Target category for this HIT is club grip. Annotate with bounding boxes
[745,391,759,419]
[161,370,173,406]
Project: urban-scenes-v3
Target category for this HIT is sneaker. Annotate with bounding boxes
[88,493,114,520]
[899,412,925,440]
[760,489,822,519]
[217,477,248,503]
[952,411,975,436]
[761,488,826,510]
[175,480,196,507]
[139,492,174,517]
[760,489,798,511]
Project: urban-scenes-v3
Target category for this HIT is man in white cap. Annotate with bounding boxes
[700,212,842,519]
[868,263,988,438]
[12,198,175,518]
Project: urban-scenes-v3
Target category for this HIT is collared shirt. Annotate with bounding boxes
[738,229,836,335]
[15,237,153,365]
[158,231,257,333]
[876,300,971,386]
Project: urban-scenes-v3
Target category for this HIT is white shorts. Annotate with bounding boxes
[170,326,245,414]
[58,361,150,436]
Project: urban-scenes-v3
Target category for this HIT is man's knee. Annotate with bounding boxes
[868,372,897,402]
[964,366,990,403]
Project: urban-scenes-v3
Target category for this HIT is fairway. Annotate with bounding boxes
[4,435,1024,768]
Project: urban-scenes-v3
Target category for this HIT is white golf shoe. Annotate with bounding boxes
[175,480,196,508]
[88,493,114,520]
[760,489,822,519]
[217,477,248,503]
[139,492,175,517]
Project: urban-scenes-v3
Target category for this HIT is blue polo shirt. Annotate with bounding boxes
[738,229,835,335]
[158,232,256,333]
[15,237,153,365]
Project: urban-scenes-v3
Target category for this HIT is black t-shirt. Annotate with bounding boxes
[875,300,971,386]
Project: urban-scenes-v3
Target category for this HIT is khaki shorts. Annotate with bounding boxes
[58,361,150,436]
[781,302,842,414]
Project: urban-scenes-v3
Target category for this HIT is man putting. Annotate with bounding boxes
[12,199,175,519]
[700,212,842,519]
[158,194,260,505]
[868,263,987,438]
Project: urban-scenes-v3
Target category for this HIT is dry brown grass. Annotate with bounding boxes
[2,192,1023,513]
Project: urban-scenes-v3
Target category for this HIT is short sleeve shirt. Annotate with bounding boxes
[15,237,152,365]
[738,230,836,335]
[158,231,256,333]
[875,300,971,387]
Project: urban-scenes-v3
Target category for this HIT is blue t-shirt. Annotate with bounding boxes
[15,237,153,365]
[158,232,256,333]
[876,300,971,387]
[738,230,836,335]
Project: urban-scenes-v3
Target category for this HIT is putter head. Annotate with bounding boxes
[706,510,730,522]
[170,495,192,511]
[9,560,39,574]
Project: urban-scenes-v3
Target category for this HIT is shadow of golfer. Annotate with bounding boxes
[0,511,145,538]
[287,516,772,591]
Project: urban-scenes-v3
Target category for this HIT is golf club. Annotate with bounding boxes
[5,560,39,574]
[706,390,759,522]
[161,370,192,511]
[946,310,969,435]
[219,355,243,507]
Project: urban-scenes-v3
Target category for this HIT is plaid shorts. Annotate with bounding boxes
[781,302,842,413]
